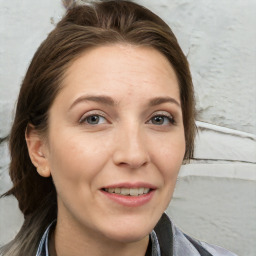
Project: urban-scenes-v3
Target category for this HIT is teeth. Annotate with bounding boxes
[138,188,144,195]
[104,187,151,196]
[114,188,121,194]
[130,188,139,196]
[121,188,129,195]
[143,188,150,194]
[108,188,115,193]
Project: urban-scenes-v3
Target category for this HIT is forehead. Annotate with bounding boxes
[59,44,180,104]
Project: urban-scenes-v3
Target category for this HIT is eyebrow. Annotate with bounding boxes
[69,95,180,110]
[69,95,117,110]
[149,96,181,107]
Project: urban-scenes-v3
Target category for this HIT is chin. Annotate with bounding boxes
[105,228,151,244]
[100,217,157,243]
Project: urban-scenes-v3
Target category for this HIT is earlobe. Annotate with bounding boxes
[36,166,51,178]
[25,124,51,177]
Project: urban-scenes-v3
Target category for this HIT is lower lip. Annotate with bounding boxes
[100,190,155,207]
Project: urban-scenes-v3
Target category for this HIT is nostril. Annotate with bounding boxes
[117,161,148,169]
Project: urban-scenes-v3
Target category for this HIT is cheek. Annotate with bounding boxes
[153,136,185,181]
[150,138,185,210]
[47,133,111,188]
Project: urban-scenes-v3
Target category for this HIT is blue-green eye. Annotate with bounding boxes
[149,115,175,125]
[80,115,107,125]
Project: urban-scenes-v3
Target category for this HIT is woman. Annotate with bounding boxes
[0,1,236,255]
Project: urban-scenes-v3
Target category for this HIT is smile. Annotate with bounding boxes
[103,187,151,196]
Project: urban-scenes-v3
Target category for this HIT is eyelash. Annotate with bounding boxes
[79,112,176,126]
[79,111,108,125]
[148,113,176,126]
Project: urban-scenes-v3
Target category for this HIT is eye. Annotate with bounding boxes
[148,113,175,126]
[80,114,107,125]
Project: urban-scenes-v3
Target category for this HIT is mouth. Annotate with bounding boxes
[100,183,156,207]
[102,187,152,196]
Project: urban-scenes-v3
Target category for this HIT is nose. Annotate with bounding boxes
[112,125,150,169]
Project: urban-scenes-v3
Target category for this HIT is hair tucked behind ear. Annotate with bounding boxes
[1,1,195,255]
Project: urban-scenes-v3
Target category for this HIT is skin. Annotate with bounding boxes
[27,44,185,256]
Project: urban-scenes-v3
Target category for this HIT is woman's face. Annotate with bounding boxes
[43,44,185,243]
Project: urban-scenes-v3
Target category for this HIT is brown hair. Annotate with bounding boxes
[0,1,195,255]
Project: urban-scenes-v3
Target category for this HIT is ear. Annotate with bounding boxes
[25,124,51,177]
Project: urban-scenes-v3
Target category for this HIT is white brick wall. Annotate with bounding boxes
[0,1,255,255]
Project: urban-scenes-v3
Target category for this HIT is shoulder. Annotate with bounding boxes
[154,213,238,256]
[197,240,238,256]
[178,228,238,256]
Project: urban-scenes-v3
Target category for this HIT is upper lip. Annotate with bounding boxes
[101,182,157,190]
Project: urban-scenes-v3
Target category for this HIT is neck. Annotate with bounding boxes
[49,219,150,256]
